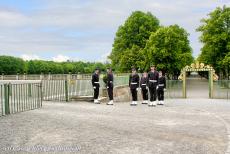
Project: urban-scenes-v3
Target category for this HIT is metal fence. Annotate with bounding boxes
[213,80,230,99]
[165,80,183,99]
[42,75,129,101]
[0,74,184,101]
[0,80,42,116]
[0,73,131,80]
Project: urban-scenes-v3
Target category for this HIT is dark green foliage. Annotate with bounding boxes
[0,55,109,75]
[144,25,193,77]
[109,11,160,71]
[102,74,108,86]
[109,11,193,77]
[197,5,230,77]
[0,56,25,75]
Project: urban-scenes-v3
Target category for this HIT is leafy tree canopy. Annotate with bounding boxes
[197,5,230,74]
[144,25,193,75]
[109,11,160,71]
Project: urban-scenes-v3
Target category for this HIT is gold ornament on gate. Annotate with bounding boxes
[178,61,219,81]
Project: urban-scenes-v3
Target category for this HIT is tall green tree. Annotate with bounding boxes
[119,45,145,72]
[197,5,230,76]
[144,25,193,77]
[109,11,160,71]
[0,56,25,74]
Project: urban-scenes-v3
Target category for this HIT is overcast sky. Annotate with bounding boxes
[0,0,229,62]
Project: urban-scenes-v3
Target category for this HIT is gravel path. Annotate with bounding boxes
[0,99,229,154]
[186,77,209,98]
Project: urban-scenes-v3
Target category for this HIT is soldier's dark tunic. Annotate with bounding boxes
[129,73,140,101]
[140,76,148,101]
[92,73,100,99]
[106,73,114,100]
[148,71,159,102]
[158,76,166,101]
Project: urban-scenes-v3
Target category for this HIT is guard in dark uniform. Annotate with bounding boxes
[140,72,149,104]
[157,71,166,105]
[148,65,159,107]
[129,67,139,106]
[106,68,114,105]
[92,68,100,104]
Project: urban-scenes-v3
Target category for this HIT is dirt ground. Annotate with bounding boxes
[0,99,230,154]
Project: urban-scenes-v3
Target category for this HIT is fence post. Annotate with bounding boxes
[39,82,43,107]
[65,80,69,102]
[4,84,10,115]
[48,72,51,80]
[68,72,71,80]
[28,83,32,97]
[209,70,214,99]
[182,71,186,98]
[40,73,44,80]
[23,73,26,80]
[16,73,19,80]
[1,73,4,80]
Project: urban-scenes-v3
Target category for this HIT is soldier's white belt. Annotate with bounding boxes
[159,84,164,86]
[141,84,147,86]
[131,82,138,85]
[94,82,100,83]
[149,80,157,82]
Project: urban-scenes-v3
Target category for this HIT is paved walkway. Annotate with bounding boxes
[186,75,209,98]
[0,99,229,154]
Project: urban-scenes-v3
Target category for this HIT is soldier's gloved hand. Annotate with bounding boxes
[93,86,96,89]
[164,88,167,91]
[107,86,109,89]
[146,87,149,90]
[136,88,139,91]
[156,86,159,89]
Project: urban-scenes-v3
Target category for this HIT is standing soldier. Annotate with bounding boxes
[148,65,159,107]
[92,68,100,104]
[129,67,140,106]
[106,67,114,105]
[140,72,149,104]
[157,71,166,105]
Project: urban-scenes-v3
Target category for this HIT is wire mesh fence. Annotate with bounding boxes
[41,75,130,101]
[1,74,183,102]
[0,80,42,116]
[165,80,183,99]
[213,80,230,99]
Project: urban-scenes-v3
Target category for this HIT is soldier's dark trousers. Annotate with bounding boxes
[94,87,99,99]
[149,87,157,101]
[107,88,113,100]
[131,89,137,101]
[158,89,164,101]
[142,89,148,100]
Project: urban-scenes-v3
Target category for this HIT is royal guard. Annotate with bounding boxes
[129,67,140,106]
[148,65,159,107]
[140,72,149,104]
[157,71,166,105]
[92,68,100,104]
[106,67,114,105]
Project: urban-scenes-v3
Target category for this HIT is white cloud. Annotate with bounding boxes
[0,0,229,60]
[0,9,28,27]
[52,54,70,62]
[99,51,111,63]
[21,54,40,61]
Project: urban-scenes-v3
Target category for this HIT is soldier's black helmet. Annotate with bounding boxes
[131,66,136,71]
[95,67,100,71]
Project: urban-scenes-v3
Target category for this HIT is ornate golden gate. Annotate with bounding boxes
[178,62,218,98]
